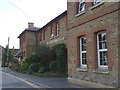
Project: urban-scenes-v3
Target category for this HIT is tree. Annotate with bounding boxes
[2,45,14,67]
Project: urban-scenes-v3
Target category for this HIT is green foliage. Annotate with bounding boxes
[19,44,67,75]
[26,54,40,65]
[53,44,67,73]
[21,59,29,72]
[35,45,56,71]
[28,63,39,74]
[49,61,57,72]
[2,45,15,67]
[39,67,45,73]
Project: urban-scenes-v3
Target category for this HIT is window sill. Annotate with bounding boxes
[55,35,59,38]
[75,11,85,18]
[50,37,54,40]
[76,68,88,72]
[93,69,109,75]
[90,1,104,10]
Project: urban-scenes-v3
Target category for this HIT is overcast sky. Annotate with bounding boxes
[0,0,67,49]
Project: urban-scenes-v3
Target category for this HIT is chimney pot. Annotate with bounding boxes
[28,22,34,28]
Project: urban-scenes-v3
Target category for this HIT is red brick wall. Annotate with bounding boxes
[38,15,67,46]
[67,2,119,87]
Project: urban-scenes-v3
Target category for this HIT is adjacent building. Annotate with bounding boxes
[18,23,40,59]
[18,11,67,59]
[67,1,119,87]
[38,11,67,46]
[0,45,5,67]
[18,1,119,88]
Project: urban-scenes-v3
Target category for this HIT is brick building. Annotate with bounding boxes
[0,45,4,67]
[18,1,119,88]
[38,11,67,46]
[18,22,40,59]
[18,11,67,59]
[67,0,119,87]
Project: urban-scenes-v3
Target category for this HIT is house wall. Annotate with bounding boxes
[67,2,119,87]
[26,31,37,56]
[20,32,27,59]
[20,31,37,58]
[38,15,67,46]
[0,46,2,67]
[0,45,4,67]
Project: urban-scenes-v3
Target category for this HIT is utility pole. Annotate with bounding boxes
[7,37,10,67]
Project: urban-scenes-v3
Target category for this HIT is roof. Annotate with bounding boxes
[17,27,40,38]
[0,45,4,49]
[38,10,67,32]
[14,50,22,57]
[18,10,67,38]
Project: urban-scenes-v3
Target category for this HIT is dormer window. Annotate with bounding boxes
[93,0,103,5]
[78,0,85,13]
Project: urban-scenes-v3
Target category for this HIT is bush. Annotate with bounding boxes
[21,59,29,72]
[26,54,40,65]
[39,67,45,73]
[28,63,39,74]
[49,61,57,72]
[35,45,55,71]
[53,44,67,73]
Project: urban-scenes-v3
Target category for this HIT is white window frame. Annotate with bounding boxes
[56,23,59,36]
[93,0,103,5]
[78,0,85,14]
[51,25,54,37]
[80,37,87,68]
[97,32,108,69]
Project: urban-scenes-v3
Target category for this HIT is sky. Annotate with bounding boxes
[0,0,67,49]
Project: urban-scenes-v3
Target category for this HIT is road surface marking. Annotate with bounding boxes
[0,71,52,88]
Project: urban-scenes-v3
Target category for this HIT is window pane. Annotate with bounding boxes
[98,33,107,49]
[94,0,103,4]
[100,51,108,65]
[82,44,86,51]
[79,0,85,12]
[82,53,86,65]
[99,41,107,49]
[81,38,86,51]
[80,36,87,67]
[101,33,106,41]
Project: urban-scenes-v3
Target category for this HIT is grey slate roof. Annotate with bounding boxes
[17,27,40,38]
[14,50,22,57]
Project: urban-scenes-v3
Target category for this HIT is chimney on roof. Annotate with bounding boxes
[28,22,34,28]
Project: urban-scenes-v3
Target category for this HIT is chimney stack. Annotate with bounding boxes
[28,22,34,28]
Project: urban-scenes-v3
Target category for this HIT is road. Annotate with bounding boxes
[1,68,83,90]
[0,70,44,90]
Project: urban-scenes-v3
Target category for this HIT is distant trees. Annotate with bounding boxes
[2,45,14,67]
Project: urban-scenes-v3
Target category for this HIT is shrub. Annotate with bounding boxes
[49,61,57,72]
[39,67,45,73]
[26,54,40,65]
[28,63,39,74]
[53,44,67,73]
[21,59,29,72]
[35,45,55,71]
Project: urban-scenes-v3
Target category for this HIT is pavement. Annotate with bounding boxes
[1,68,83,89]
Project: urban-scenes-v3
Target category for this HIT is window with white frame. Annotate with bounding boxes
[80,37,87,67]
[51,25,54,37]
[78,0,85,13]
[55,22,59,36]
[93,0,103,5]
[97,32,108,69]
